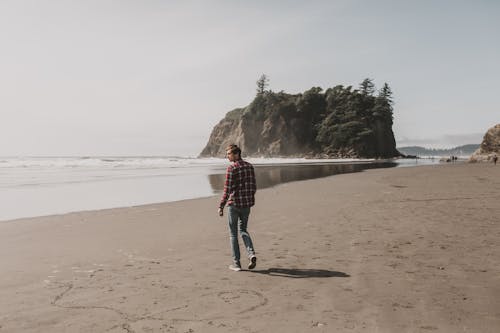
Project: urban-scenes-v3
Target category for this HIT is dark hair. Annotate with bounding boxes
[226,144,241,156]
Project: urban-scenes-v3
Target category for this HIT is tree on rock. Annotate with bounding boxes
[256,74,269,95]
[359,78,375,96]
[378,83,393,104]
[375,83,394,122]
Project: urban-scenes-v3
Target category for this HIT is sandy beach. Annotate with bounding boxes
[0,163,499,332]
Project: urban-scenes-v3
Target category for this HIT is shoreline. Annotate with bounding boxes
[0,159,433,223]
[1,163,498,332]
[0,163,392,224]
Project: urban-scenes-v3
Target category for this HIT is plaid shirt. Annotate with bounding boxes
[219,159,256,209]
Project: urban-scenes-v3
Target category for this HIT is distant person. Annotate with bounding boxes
[493,154,498,165]
[218,144,258,272]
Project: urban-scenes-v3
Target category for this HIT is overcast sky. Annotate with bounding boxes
[1,0,498,156]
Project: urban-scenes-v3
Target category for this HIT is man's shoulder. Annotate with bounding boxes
[239,159,254,168]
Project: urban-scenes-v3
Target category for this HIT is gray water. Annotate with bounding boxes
[0,157,438,221]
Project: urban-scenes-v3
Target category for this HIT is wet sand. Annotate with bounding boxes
[0,159,403,222]
[0,163,499,332]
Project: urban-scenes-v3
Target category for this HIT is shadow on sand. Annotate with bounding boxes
[248,268,350,278]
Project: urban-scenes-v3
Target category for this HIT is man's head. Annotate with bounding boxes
[226,144,241,162]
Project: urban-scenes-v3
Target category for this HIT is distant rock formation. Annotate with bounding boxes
[200,83,401,159]
[469,124,500,162]
[398,144,480,157]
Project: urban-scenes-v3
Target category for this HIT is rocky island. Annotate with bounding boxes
[200,78,400,158]
[469,123,500,162]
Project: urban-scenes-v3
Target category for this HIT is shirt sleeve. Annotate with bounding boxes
[251,165,257,195]
[219,165,233,208]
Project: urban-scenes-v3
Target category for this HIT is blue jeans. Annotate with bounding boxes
[228,205,255,265]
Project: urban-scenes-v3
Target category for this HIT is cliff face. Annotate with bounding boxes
[199,107,310,157]
[200,87,400,158]
[469,124,500,162]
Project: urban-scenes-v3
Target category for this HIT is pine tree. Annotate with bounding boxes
[378,83,393,104]
[359,78,375,96]
[256,74,269,95]
[375,82,394,122]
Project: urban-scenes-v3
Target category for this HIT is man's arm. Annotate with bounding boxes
[250,165,257,195]
[219,165,233,210]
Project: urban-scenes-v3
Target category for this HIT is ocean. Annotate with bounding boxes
[0,156,437,221]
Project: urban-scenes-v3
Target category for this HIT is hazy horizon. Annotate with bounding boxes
[1,1,498,156]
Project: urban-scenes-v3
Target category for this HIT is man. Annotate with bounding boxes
[218,144,257,272]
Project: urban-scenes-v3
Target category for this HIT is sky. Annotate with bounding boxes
[0,0,498,156]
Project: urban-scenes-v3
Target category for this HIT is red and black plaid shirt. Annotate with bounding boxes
[219,159,256,208]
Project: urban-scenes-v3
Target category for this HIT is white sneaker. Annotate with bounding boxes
[248,256,257,270]
[229,264,242,271]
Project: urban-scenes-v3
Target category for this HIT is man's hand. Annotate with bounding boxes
[218,207,224,217]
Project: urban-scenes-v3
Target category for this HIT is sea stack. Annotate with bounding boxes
[200,83,401,159]
[469,124,500,162]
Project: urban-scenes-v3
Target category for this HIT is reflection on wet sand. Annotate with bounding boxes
[208,162,397,193]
